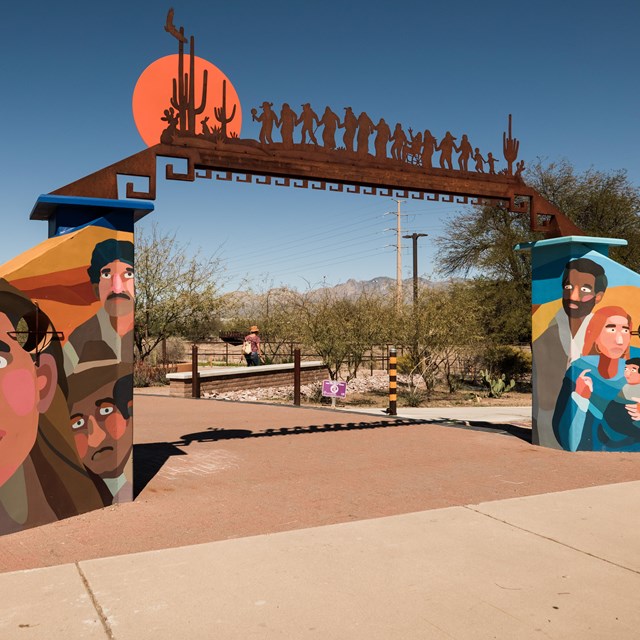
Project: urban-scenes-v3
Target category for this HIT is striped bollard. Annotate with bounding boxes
[388,346,397,416]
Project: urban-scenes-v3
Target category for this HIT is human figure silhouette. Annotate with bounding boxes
[421,129,438,169]
[457,134,473,171]
[486,152,499,175]
[339,107,357,152]
[389,123,408,161]
[296,103,319,145]
[253,102,279,145]
[373,118,391,159]
[473,147,485,172]
[317,106,341,150]
[404,128,423,163]
[356,111,374,156]
[278,103,297,148]
[437,131,458,169]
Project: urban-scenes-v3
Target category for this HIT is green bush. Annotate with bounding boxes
[400,387,425,407]
[396,354,418,375]
[481,345,531,382]
[479,369,516,398]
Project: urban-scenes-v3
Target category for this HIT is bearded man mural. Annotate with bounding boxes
[532,258,608,446]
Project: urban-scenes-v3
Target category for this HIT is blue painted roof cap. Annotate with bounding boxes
[30,194,154,223]
[515,235,627,254]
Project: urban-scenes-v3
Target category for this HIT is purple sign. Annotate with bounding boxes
[322,380,347,398]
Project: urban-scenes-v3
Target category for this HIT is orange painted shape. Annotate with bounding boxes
[132,54,242,147]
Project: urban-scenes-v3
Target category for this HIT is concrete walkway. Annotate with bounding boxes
[2,399,639,639]
[3,481,639,639]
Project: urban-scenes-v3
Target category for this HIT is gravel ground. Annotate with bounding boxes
[136,372,532,407]
[201,372,391,403]
[198,372,532,407]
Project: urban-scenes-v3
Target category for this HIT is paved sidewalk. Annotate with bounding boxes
[2,481,639,639]
[2,397,639,638]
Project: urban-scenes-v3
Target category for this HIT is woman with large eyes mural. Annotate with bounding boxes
[552,305,640,451]
[0,279,104,534]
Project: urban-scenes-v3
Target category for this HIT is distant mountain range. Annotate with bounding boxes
[327,276,437,298]
[222,276,453,312]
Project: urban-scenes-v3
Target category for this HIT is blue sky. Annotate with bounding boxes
[1,1,638,292]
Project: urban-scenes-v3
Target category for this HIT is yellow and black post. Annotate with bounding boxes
[191,344,200,399]
[388,346,397,415]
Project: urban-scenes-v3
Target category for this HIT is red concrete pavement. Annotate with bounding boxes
[2,394,640,573]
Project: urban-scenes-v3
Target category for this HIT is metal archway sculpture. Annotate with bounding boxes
[43,8,582,239]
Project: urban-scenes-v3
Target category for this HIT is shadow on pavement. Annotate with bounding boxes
[132,419,418,497]
[178,418,419,445]
[133,442,187,497]
[133,417,531,498]
[426,418,532,443]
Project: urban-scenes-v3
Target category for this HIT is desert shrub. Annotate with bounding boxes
[396,354,418,375]
[164,337,187,363]
[303,382,324,403]
[481,345,531,382]
[400,387,425,407]
[134,361,169,387]
[479,370,516,398]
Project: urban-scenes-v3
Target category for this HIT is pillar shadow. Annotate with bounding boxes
[426,418,532,443]
[133,417,530,498]
[133,442,187,497]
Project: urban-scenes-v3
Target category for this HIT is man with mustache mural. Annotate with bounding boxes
[63,239,135,376]
[533,258,608,447]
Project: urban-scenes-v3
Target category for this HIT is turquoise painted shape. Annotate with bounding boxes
[520,236,640,452]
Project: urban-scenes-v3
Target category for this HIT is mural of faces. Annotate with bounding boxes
[69,373,133,479]
[87,238,135,326]
[594,315,631,359]
[0,310,56,487]
[0,229,135,536]
[533,246,640,452]
[98,259,135,320]
[561,269,603,319]
[624,363,640,385]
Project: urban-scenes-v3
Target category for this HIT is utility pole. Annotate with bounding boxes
[403,233,429,305]
[392,198,405,308]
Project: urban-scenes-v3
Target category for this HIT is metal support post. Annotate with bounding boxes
[293,348,301,406]
[191,344,200,398]
[388,346,397,415]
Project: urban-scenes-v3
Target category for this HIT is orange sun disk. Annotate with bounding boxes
[132,54,242,147]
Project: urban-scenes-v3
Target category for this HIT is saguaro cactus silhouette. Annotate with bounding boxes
[166,8,208,136]
[503,114,519,175]
[213,79,237,139]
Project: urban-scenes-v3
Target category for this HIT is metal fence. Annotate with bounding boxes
[151,339,531,382]
[189,342,403,373]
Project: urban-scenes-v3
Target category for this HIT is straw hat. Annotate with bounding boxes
[250,325,259,332]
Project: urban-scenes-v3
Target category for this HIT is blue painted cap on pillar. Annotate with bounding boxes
[514,235,627,258]
[30,194,154,238]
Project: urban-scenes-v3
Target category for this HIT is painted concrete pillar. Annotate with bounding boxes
[0,195,152,535]
[518,236,640,451]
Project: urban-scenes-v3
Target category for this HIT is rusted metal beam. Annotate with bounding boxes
[51,140,581,238]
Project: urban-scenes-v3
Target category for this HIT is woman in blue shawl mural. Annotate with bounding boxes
[553,305,640,451]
